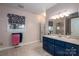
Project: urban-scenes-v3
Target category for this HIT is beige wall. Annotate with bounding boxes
[0,5,45,49]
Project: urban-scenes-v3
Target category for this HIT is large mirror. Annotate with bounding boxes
[47,12,79,38]
[65,12,79,37]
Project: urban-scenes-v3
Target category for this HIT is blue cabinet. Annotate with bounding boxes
[43,36,79,56]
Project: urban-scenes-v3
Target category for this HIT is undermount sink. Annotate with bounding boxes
[66,36,70,38]
[61,36,70,39]
[52,36,57,38]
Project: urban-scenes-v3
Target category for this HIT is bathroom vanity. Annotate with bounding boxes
[44,12,79,56]
[43,35,79,56]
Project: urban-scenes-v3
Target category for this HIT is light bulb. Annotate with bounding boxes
[59,14,64,17]
[57,26,60,30]
[63,12,69,16]
[55,15,60,19]
[51,16,56,19]
[43,12,46,17]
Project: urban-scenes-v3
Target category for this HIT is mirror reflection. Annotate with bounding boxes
[48,12,79,38]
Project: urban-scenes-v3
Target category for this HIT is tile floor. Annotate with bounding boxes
[0,42,51,56]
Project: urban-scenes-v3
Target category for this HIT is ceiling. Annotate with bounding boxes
[0,3,56,15]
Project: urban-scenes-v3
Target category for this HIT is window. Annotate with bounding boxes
[7,14,25,30]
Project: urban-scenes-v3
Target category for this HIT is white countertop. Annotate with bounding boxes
[44,35,79,45]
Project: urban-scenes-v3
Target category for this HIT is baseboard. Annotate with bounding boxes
[0,40,40,51]
[0,46,14,51]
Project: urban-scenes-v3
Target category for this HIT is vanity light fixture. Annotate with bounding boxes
[50,11,71,19]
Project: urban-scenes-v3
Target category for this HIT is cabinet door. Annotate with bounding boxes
[54,45,65,56]
[43,37,54,55]
[65,42,78,56]
[65,47,77,56]
[77,46,79,56]
[43,41,54,55]
[43,40,49,51]
[48,43,55,55]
